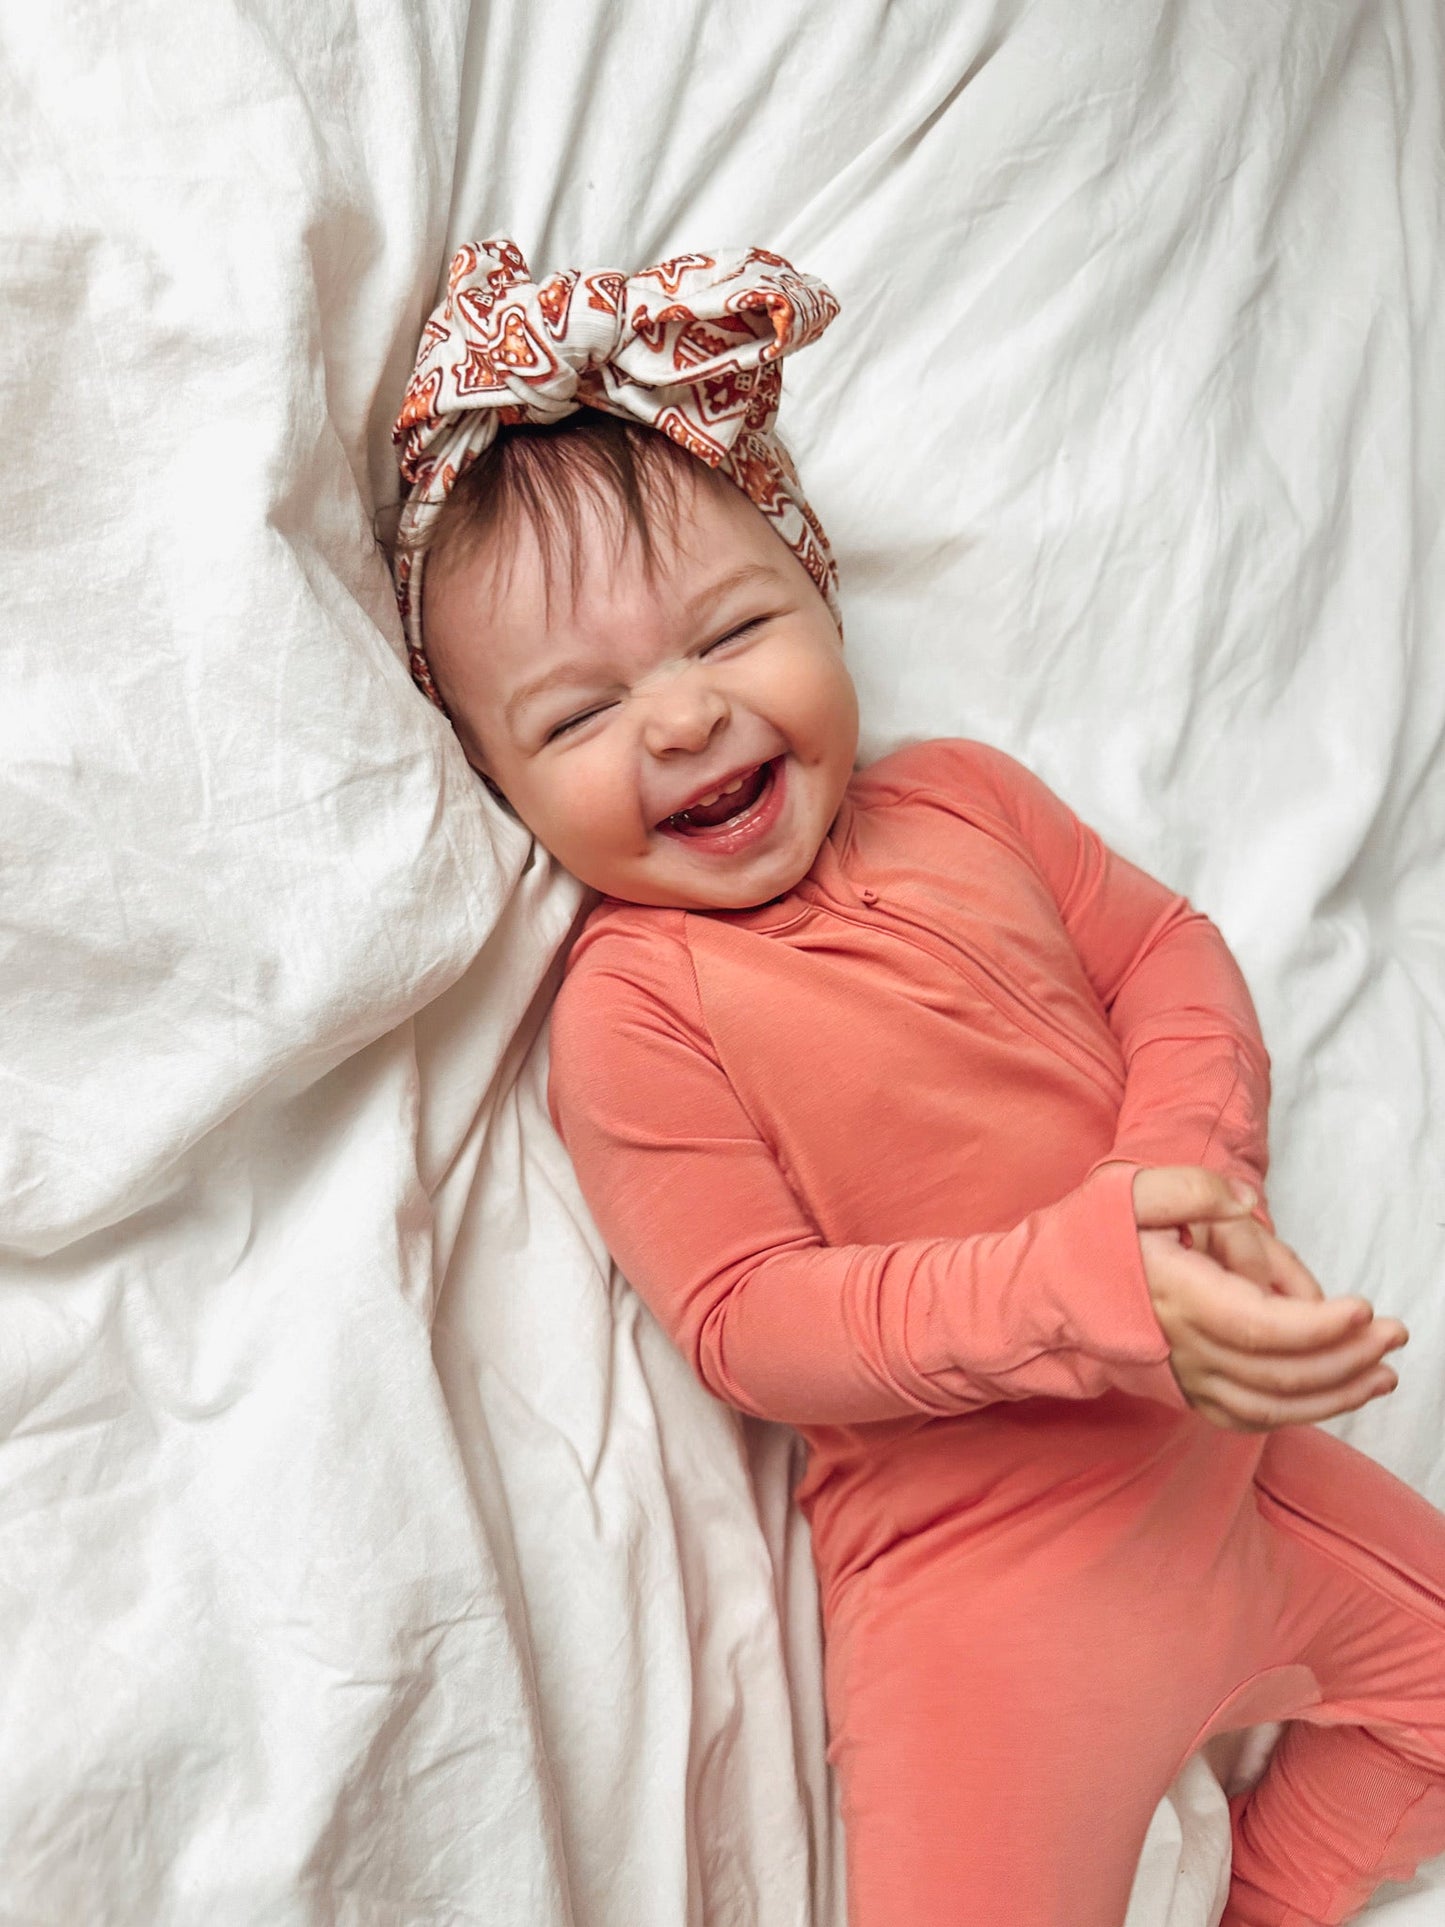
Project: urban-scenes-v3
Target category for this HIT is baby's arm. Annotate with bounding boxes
[548,934,1196,1428]
[959,743,1407,1426]
[957,742,1271,1197]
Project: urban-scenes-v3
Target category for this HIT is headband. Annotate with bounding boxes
[391,237,840,709]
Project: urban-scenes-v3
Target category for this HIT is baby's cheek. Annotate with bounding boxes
[749,649,827,741]
[783,655,858,772]
[796,631,856,727]
[548,756,647,869]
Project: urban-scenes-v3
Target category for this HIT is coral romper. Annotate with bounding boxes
[548,740,1445,1926]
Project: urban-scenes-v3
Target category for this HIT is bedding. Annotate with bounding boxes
[3,0,1441,1921]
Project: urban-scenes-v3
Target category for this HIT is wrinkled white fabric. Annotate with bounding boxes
[3,0,1442,1923]
[1,4,575,1921]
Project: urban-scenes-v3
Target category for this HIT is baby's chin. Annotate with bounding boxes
[589,845,819,911]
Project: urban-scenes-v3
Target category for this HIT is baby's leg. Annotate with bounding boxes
[825,1575,1184,1926]
[1221,1428,1445,1927]
[822,1471,1262,1927]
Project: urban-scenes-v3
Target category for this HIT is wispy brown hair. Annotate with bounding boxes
[412,409,724,615]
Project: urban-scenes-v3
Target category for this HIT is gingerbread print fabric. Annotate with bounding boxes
[391,237,841,708]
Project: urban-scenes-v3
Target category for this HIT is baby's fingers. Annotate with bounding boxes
[1135,1165,1255,1230]
[1189,1261,1373,1353]
[1259,1236,1325,1303]
[1204,1218,1274,1292]
[1190,1317,1407,1397]
[1193,1365,1399,1434]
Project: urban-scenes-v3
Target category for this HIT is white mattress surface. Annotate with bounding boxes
[3,1,1442,1921]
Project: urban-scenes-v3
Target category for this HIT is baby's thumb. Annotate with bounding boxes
[1132,1165,1257,1229]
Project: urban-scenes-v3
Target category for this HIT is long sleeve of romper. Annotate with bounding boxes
[954,743,1272,1207]
[549,905,1187,1428]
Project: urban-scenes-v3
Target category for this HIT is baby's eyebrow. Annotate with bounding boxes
[682,562,782,617]
[504,660,608,728]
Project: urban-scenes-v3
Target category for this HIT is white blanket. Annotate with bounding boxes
[3,1,1441,1922]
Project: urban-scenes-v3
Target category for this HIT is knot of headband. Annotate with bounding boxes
[391,236,840,709]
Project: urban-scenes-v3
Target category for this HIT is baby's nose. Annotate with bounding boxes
[642,682,730,756]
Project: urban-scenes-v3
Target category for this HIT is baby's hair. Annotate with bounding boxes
[414,409,726,615]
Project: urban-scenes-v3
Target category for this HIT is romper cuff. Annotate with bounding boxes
[1077,1157,1189,1410]
[918,1160,1188,1413]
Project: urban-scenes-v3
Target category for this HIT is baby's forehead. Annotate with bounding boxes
[519,547,783,673]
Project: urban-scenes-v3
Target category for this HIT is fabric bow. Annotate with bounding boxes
[391,237,840,709]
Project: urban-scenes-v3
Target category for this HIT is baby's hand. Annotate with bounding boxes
[1131,1166,1409,1432]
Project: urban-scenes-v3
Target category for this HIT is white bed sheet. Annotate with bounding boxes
[2,3,578,1920]
[3,1,1442,1923]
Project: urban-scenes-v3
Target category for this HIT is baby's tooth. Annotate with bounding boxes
[695,789,720,807]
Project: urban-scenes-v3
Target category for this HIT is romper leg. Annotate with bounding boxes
[1220,1428,1445,1926]
[1223,1726,1445,1926]
[823,1500,1247,1927]
[826,1574,1194,1927]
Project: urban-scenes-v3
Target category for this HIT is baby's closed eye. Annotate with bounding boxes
[546,702,617,742]
[701,617,767,654]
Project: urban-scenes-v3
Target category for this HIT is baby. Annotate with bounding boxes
[394,241,1445,1927]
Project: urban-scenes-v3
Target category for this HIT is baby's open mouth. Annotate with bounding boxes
[662,760,774,834]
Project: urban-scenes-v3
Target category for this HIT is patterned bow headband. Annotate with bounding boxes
[391,237,841,709]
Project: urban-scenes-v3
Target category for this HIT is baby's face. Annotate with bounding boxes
[421,471,859,909]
